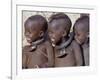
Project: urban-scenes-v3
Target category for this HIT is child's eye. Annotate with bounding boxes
[75,31,80,37]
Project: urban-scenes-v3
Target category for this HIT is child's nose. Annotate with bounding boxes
[26,33,29,36]
[49,33,55,39]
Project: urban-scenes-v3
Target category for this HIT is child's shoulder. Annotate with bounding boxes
[22,45,31,53]
[71,40,78,45]
[71,40,80,48]
[43,40,52,47]
[23,45,30,49]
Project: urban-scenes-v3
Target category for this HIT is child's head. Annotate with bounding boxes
[24,15,47,44]
[48,13,72,45]
[73,16,89,45]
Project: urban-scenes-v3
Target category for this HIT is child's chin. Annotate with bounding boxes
[51,43,56,47]
[51,41,56,47]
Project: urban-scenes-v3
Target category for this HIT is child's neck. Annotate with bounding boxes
[55,36,69,49]
[29,37,45,51]
[57,36,69,45]
[31,37,44,46]
[54,32,74,50]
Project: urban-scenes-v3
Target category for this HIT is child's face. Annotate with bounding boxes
[74,24,88,44]
[25,21,43,43]
[48,20,67,45]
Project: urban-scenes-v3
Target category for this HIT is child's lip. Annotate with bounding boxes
[26,38,31,42]
[50,38,56,47]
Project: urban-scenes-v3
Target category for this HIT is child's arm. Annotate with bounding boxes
[72,40,83,66]
[41,41,54,67]
[46,42,55,67]
[22,52,27,69]
[22,46,29,69]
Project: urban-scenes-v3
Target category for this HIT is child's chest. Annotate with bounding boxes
[54,45,73,58]
[25,45,48,68]
[54,46,76,67]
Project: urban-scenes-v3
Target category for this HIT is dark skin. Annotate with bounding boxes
[48,19,83,67]
[24,20,44,44]
[74,21,89,66]
[74,22,89,45]
[48,19,69,45]
[22,20,54,69]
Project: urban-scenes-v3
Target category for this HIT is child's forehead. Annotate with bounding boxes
[75,22,86,29]
[74,16,89,31]
[25,20,42,30]
[49,19,69,31]
[75,23,88,33]
[51,19,66,23]
[50,19,67,26]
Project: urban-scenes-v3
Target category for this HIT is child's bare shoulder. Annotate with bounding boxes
[71,40,80,49]
[43,40,52,47]
[42,40,53,52]
[22,45,31,54]
[23,45,29,49]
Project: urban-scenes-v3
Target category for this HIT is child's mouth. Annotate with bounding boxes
[26,38,32,43]
[51,38,56,47]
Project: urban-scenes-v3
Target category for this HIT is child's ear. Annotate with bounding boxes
[39,31,44,37]
[62,31,67,37]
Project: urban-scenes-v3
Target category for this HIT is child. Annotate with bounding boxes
[48,13,83,67]
[22,15,54,69]
[73,16,89,66]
